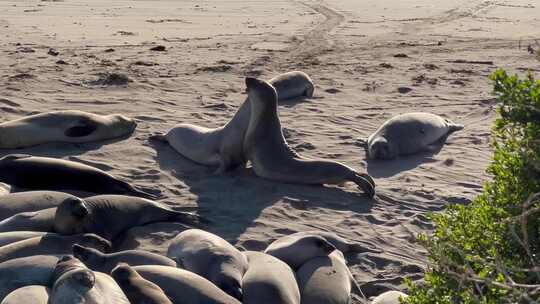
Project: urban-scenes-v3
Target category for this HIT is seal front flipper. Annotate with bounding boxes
[64,120,98,137]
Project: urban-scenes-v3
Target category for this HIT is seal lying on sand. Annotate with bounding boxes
[367,112,464,160]
[264,233,336,269]
[133,265,241,304]
[242,251,300,304]
[0,231,47,247]
[49,256,129,304]
[1,285,50,304]
[0,110,136,149]
[0,154,157,199]
[54,195,202,241]
[73,244,176,273]
[0,233,111,263]
[152,71,314,173]
[111,263,173,304]
[243,77,375,197]
[166,229,248,300]
[371,290,408,304]
[0,208,56,232]
[0,191,76,221]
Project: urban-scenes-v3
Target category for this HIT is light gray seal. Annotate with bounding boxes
[0,191,76,221]
[53,195,201,241]
[111,263,173,304]
[264,233,336,269]
[243,77,375,197]
[73,244,176,273]
[151,71,314,173]
[0,255,59,301]
[0,231,47,247]
[0,208,56,232]
[0,154,157,199]
[49,256,129,304]
[1,285,49,304]
[132,265,241,304]
[0,110,136,148]
[242,251,300,304]
[296,250,363,304]
[166,229,248,300]
[367,112,464,159]
[371,291,408,304]
[0,233,111,263]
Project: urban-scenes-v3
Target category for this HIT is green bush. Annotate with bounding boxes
[405,70,540,303]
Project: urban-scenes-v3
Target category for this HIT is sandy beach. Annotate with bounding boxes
[1,0,539,302]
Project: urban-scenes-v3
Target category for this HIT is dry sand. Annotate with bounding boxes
[0,0,539,302]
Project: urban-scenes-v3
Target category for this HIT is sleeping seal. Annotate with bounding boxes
[49,256,129,304]
[290,230,371,253]
[152,71,314,173]
[111,263,173,304]
[0,208,56,232]
[242,251,300,304]
[1,285,49,304]
[0,231,47,247]
[166,229,248,300]
[264,233,336,269]
[243,77,375,197]
[0,233,111,263]
[0,154,157,199]
[371,291,408,304]
[54,195,201,241]
[367,112,464,159]
[0,110,136,149]
[132,265,241,304]
[0,191,76,221]
[73,244,176,273]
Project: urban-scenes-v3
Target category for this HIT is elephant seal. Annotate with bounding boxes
[54,195,201,241]
[132,265,241,304]
[49,256,129,304]
[0,208,56,232]
[73,244,176,273]
[0,233,111,263]
[0,191,76,221]
[286,230,381,253]
[0,110,136,149]
[242,251,300,304]
[151,71,314,173]
[111,263,173,304]
[264,233,336,270]
[1,285,49,304]
[0,231,47,247]
[371,291,408,304]
[0,154,157,199]
[166,229,248,300]
[367,112,464,160]
[243,77,375,197]
[0,255,59,301]
[296,250,363,304]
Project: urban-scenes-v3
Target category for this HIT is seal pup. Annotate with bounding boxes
[371,291,408,304]
[152,71,315,173]
[54,195,202,241]
[1,285,49,304]
[111,263,173,304]
[0,110,136,149]
[243,77,376,197]
[242,251,300,304]
[132,265,241,304]
[0,191,76,221]
[0,154,157,199]
[0,233,111,263]
[73,244,176,273]
[0,208,56,232]
[0,255,59,301]
[49,256,129,304]
[367,112,464,160]
[296,250,363,304]
[166,229,248,300]
[0,231,47,247]
[264,233,336,270]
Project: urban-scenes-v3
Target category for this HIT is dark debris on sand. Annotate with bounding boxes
[87,73,131,86]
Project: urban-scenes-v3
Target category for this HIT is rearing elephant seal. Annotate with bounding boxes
[54,195,202,241]
[264,233,336,269]
[367,112,464,160]
[0,154,157,199]
[151,71,314,173]
[111,263,173,304]
[243,77,375,197]
[166,229,248,300]
[0,110,136,149]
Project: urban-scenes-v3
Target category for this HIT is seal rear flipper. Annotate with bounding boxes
[148,133,168,143]
[0,154,32,161]
[170,210,210,228]
[64,120,98,137]
[117,181,160,200]
[445,119,465,133]
[351,173,375,198]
